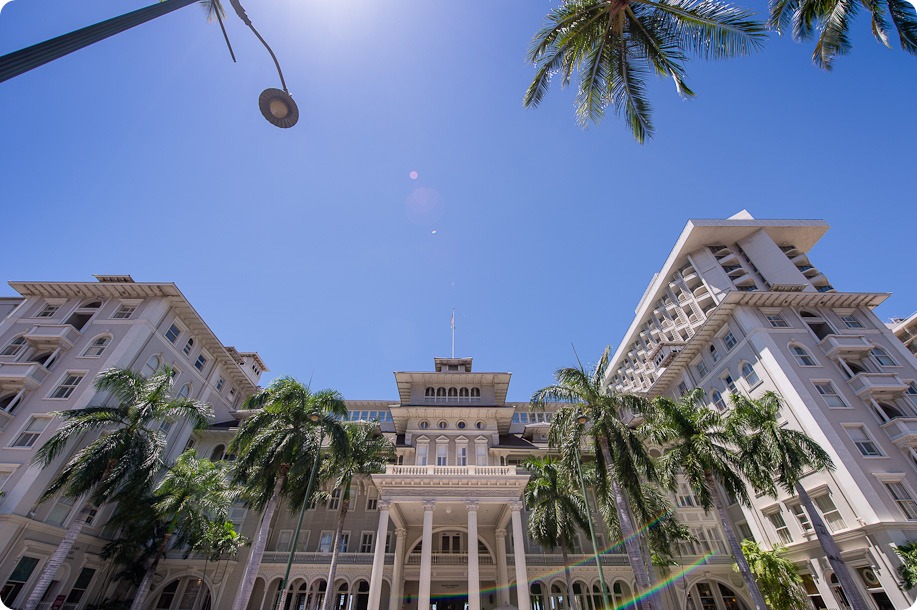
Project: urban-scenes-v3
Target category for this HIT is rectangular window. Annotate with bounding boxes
[64,567,95,604]
[766,314,790,328]
[813,494,847,531]
[886,482,917,520]
[319,531,334,553]
[791,346,817,366]
[814,382,847,408]
[338,532,349,553]
[194,354,207,371]
[766,511,792,544]
[112,304,136,319]
[50,373,84,399]
[385,532,393,553]
[216,377,225,392]
[46,496,75,525]
[722,374,737,394]
[229,504,248,529]
[417,445,428,466]
[436,445,447,466]
[276,530,293,552]
[165,323,181,343]
[1,556,39,605]
[360,532,374,553]
[182,338,194,356]
[790,503,813,533]
[801,575,828,610]
[37,304,59,318]
[845,425,882,457]
[696,360,709,379]
[476,444,488,466]
[328,488,342,511]
[872,348,898,367]
[0,470,12,493]
[841,314,864,329]
[737,521,754,542]
[366,490,378,511]
[722,331,738,351]
[12,418,49,448]
[458,446,468,466]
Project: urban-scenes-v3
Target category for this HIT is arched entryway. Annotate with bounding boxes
[149,576,211,610]
[686,580,749,610]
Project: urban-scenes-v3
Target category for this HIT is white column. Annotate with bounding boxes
[418,500,436,610]
[389,528,407,610]
[509,501,531,610]
[467,500,481,610]
[368,500,392,610]
[494,529,510,605]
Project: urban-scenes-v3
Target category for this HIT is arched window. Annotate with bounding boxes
[178,383,191,399]
[790,345,817,367]
[709,344,720,363]
[550,583,564,610]
[448,387,458,397]
[800,309,835,340]
[877,402,905,421]
[436,387,446,397]
[425,387,435,396]
[141,354,161,377]
[0,393,20,413]
[82,335,110,357]
[82,300,102,309]
[210,444,226,461]
[740,362,760,387]
[333,581,349,610]
[1,336,27,357]
[353,580,370,610]
[530,583,546,610]
[871,347,898,367]
[470,387,480,397]
[612,582,631,605]
[711,390,726,411]
[459,387,469,397]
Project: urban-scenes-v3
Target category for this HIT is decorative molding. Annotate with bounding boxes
[378,499,393,511]
[422,499,436,511]
[495,529,506,540]
[465,500,480,511]
[508,500,524,511]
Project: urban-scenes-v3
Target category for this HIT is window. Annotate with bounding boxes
[418,420,429,430]
[791,345,817,366]
[64,568,95,604]
[722,373,737,394]
[156,580,179,609]
[216,376,225,392]
[417,444,428,465]
[886,481,917,520]
[740,362,760,387]
[711,390,726,411]
[194,354,207,371]
[436,445,447,466]
[366,490,378,511]
[141,354,161,377]
[276,530,293,552]
[845,425,882,457]
[182,337,194,356]
[790,503,813,533]
[37,304,59,318]
[50,373,84,399]
[737,521,754,541]
[82,336,110,357]
[766,511,792,544]
[814,382,847,408]
[476,444,488,466]
[1,556,39,605]
[177,383,191,400]
[438,420,448,430]
[801,575,827,610]
[1,336,26,357]
[0,470,13,493]
[871,347,898,367]
[458,446,468,466]
[709,344,720,363]
[813,494,846,531]
[46,496,75,525]
[841,314,864,329]
[328,488,342,510]
[360,532,374,553]
[11,417,48,448]
[696,359,709,379]
[457,420,466,429]
[766,314,790,328]
[338,532,349,552]
[112,304,136,319]
[722,331,737,351]
[320,531,334,553]
[165,323,181,343]
[475,420,486,430]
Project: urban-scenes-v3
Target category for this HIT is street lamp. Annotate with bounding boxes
[573,413,612,610]
[0,0,298,128]
[276,411,324,610]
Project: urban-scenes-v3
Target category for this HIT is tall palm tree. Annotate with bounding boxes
[523,0,766,142]
[321,422,394,610]
[533,347,661,610]
[768,0,916,69]
[228,377,348,610]
[735,391,869,610]
[523,457,590,610]
[643,388,768,610]
[127,450,236,610]
[23,366,212,610]
[738,540,809,610]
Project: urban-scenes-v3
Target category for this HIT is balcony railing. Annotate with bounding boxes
[422,396,482,405]
[0,362,50,389]
[384,465,518,476]
[818,334,873,359]
[406,553,494,566]
[24,324,82,348]
[260,552,394,564]
[881,418,917,447]
[848,372,908,399]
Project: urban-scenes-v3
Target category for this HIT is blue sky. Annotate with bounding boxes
[1,0,915,401]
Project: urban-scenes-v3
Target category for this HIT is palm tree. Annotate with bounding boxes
[523,0,766,143]
[532,347,661,610]
[523,457,590,610]
[228,377,348,610]
[642,388,767,610]
[735,391,870,610]
[768,0,916,69]
[127,450,236,610]
[23,366,212,610]
[321,422,394,610]
[738,540,808,610]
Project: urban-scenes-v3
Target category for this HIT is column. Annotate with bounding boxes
[494,529,510,605]
[509,501,531,610]
[418,500,436,610]
[368,500,392,610]
[389,528,407,610]
[466,500,481,610]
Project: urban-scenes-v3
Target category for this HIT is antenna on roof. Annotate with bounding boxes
[451,308,455,358]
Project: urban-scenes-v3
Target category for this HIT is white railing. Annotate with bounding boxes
[261,552,393,564]
[848,372,908,397]
[422,396,483,405]
[406,553,494,565]
[384,465,517,476]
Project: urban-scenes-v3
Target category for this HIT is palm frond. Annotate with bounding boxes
[888,0,917,52]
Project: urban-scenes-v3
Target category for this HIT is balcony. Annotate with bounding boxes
[261,552,393,565]
[384,465,517,477]
[818,334,874,359]
[881,418,917,448]
[406,553,495,566]
[422,396,482,405]
[0,362,49,391]
[24,324,82,349]
[848,373,909,399]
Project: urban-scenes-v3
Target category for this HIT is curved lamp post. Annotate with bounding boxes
[0,0,297,128]
[575,413,613,610]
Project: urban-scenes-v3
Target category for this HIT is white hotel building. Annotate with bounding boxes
[0,212,916,610]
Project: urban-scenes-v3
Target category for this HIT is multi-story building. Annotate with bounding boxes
[890,313,917,359]
[0,275,266,609]
[605,211,917,610]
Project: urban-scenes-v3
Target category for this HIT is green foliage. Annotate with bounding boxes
[524,0,766,142]
[321,422,395,500]
[737,540,809,610]
[895,541,917,589]
[523,457,590,552]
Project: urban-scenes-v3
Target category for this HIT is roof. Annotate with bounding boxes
[495,435,538,449]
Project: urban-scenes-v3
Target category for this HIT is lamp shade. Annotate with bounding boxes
[259,87,298,128]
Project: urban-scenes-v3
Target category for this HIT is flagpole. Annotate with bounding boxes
[451,308,455,358]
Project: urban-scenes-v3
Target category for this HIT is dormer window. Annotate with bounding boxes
[470,388,480,397]
[459,387,469,397]
[425,387,435,397]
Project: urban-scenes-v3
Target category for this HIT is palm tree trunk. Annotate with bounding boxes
[558,533,577,610]
[129,531,173,610]
[231,466,289,610]
[796,483,870,610]
[22,503,92,610]
[322,495,351,610]
[704,471,767,610]
[597,437,657,610]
